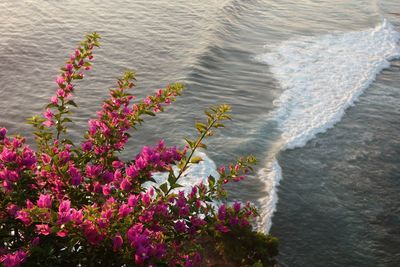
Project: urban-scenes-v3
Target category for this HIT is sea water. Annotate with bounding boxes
[0,0,399,265]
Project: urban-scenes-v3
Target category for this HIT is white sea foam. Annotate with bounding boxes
[255,159,282,232]
[256,20,400,232]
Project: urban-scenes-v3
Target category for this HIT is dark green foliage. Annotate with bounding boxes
[215,226,278,266]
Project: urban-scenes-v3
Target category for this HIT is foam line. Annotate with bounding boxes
[256,20,400,232]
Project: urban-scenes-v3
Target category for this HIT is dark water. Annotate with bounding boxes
[0,0,399,266]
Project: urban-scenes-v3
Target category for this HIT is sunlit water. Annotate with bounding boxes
[1,0,399,266]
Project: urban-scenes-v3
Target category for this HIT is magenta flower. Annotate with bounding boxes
[0,250,27,267]
[85,164,102,178]
[69,165,82,186]
[118,204,133,218]
[65,63,73,73]
[0,148,17,163]
[56,76,65,85]
[120,178,132,191]
[81,140,93,151]
[58,200,71,224]
[37,194,52,208]
[102,184,111,196]
[175,220,187,233]
[127,195,138,207]
[215,224,230,233]
[43,120,55,127]
[125,165,138,178]
[41,153,51,164]
[35,224,51,236]
[83,223,104,246]
[0,127,7,139]
[56,230,68,238]
[56,88,66,98]
[218,204,227,221]
[112,234,124,251]
[233,202,241,213]
[6,204,19,216]
[71,209,83,225]
[43,109,53,121]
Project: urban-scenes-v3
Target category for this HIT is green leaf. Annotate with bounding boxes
[213,122,225,128]
[46,103,58,109]
[66,100,78,107]
[252,260,263,267]
[197,142,207,149]
[208,175,215,187]
[171,183,183,189]
[144,110,155,116]
[195,122,207,133]
[184,138,195,149]
[190,156,202,164]
[168,172,176,186]
[160,183,168,194]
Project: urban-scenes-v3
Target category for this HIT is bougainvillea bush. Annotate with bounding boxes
[0,33,278,267]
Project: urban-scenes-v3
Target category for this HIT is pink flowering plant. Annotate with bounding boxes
[0,33,277,267]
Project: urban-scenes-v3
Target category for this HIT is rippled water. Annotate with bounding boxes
[1,0,399,266]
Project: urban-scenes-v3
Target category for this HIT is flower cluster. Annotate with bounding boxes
[0,33,277,267]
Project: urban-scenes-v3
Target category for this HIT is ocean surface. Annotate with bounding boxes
[1,0,399,266]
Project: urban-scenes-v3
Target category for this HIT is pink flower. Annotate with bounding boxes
[35,224,51,235]
[6,204,19,216]
[120,178,132,191]
[43,120,54,127]
[41,153,51,164]
[125,165,138,178]
[83,224,104,245]
[112,160,124,169]
[233,202,241,213]
[43,109,53,120]
[37,194,52,208]
[143,97,152,105]
[85,164,102,178]
[190,216,206,228]
[50,95,58,105]
[65,84,74,91]
[118,204,133,218]
[216,224,230,233]
[59,200,70,213]
[56,88,66,98]
[26,199,34,209]
[112,234,123,251]
[127,195,138,207]
[56,230,68,237]
[56,76,65,85]
[175,220,187,233]
[69,165,82,186]
[218,204,226,221]
[71,209,83,224]
[65,63,73,73]
[0,148,17,163]
[102,184,111,196]
[114,169,122,181]
[81,140,93,151]
[102,171,114,183]
[0,127,7,139]
[0,250,27,267]
[58,200,71,224]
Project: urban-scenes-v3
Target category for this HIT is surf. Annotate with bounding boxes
[255,19,400,232]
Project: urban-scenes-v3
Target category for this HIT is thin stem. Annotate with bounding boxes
[166,113,223,195]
